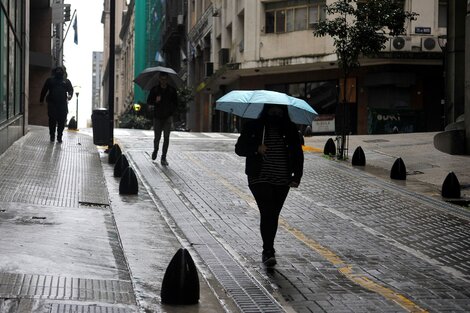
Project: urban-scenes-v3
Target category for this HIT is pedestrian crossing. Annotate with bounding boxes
[78,128,240,140]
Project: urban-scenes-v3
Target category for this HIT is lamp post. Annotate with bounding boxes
[74,85,81,129]
[438,35,447,129]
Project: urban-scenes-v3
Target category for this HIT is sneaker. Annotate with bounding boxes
[151,150,157,160]
[161,156,169,166]
[262,250,277,267]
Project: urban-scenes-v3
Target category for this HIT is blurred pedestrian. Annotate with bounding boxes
[147,72,178,166]
[40,66,73,143]
[235,104,304,267]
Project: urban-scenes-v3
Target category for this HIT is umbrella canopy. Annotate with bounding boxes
[215,90,318,125]
[134,66,183,90]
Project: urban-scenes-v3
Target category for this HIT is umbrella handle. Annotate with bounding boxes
[262,126,265,144]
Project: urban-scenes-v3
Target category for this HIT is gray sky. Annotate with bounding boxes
[64,0,104,128]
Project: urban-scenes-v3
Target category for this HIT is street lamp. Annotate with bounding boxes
[438,35,447,129]
[74,85,81,129]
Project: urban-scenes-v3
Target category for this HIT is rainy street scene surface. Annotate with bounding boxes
[2,127,468,312]
[3,0,470,312]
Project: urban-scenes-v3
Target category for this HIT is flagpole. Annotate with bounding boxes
[57,9,77,57]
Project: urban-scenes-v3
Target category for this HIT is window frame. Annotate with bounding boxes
[265,2,325,34]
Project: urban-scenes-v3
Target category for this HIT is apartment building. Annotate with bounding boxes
[188,0,450,135]
[92,51,104,111]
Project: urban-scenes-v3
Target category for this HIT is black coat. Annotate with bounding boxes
[40,77,73,116]
[235,120,304,184]
[147,84,178,119]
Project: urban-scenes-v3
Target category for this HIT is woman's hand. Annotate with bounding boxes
[289,181,299,188]
[257,144,267,155]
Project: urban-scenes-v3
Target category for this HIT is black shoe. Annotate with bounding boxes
[50,135,55,142]
[161,156,169,166]
[57,136,62,143]
[262,250,276,267]
[151,150,157,160]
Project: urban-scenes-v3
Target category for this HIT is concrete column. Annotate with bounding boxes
[446,0,466,125]
[466,0,470,153]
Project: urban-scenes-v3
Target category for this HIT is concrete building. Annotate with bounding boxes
[101,0,126,126]
[118,0,135,114]
[92,51,104,111]
[187,0,448,135]
[1,1,61,154]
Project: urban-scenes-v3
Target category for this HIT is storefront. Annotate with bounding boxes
[0,0,26,154]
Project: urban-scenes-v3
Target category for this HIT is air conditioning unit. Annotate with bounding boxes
[219,48,230,66]
[390,36,412,51]
[381,38,391,52]
[421,37,441,52]
[204,62,214,77]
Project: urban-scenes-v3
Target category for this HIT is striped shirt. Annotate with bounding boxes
[248,126,290,186]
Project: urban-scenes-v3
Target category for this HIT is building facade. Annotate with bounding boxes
[1,0,28,154]
[187,0,448,135]
[92,51,104,110]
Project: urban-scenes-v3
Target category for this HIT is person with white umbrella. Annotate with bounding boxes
[147,72,178,166]
[235,103,304,267]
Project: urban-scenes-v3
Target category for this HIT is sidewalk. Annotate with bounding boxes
[0,126,225,313]
[304,132,470,201]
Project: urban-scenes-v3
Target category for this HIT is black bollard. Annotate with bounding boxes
[351,146,366,166]
[119,166,138,195]
[161,248,200,305]
[390,157,406,180]
[114,154,129,177]
[441,172,461,199]
[323,138,336,156]
[108,144,122,164]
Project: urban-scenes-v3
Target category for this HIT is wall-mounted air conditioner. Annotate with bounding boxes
[390,36,412,51]
[381,38,391,52]
[421,37,441,52]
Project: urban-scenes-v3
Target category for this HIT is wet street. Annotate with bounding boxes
[1,127,470,312]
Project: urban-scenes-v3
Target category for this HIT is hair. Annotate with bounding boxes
[260,104,290,124]
[159,72,169,77]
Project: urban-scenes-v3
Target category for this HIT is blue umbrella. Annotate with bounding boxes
[215,90,318,125]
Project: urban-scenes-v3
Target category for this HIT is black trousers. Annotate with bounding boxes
[249,183,290,253]
[48,110,67,139]
[153,117,171,157]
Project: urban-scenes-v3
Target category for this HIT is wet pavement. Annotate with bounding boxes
[1,126,470,312]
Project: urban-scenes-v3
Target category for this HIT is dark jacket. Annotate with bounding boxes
[235,120,304,184]
[40,77,73,115]
[147,84,178,119]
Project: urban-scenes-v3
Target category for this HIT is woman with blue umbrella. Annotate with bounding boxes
[235,103,304,267]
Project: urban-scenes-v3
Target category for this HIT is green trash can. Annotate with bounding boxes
[91,108,109,145]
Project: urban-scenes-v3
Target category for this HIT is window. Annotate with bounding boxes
[438,0,447,28]
[275,10,285,33]
[265,1,326,34]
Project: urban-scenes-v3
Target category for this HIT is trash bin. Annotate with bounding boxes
[91,108,110,145]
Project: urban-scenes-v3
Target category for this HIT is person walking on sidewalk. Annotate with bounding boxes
[40,66,74,143]
[235,104,304,267]
[147,72,178,166]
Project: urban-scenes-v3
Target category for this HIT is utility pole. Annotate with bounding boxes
[108,0,115,150]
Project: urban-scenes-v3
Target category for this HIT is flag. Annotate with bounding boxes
[73,15,78,45]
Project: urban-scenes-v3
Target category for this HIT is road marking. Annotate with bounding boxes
[302,145,322,153]
[201,132,227,138]
[279,220,428,313]
[186,153,428,313]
